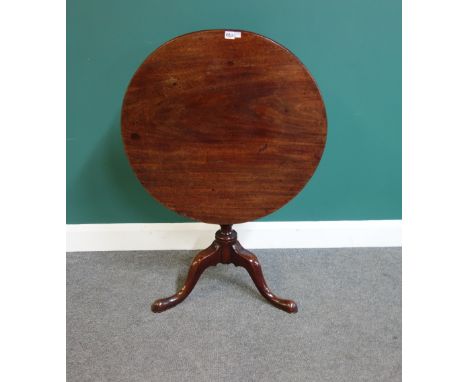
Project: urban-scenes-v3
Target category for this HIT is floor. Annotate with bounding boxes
[67,248,401,382]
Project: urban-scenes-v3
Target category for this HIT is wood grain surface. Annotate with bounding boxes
[121,30,327,224]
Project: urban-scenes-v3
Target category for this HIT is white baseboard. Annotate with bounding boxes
[66,220,401,252]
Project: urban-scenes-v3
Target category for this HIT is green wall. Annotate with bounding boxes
[67,0,401,224]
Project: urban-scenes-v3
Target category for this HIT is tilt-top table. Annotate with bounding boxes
[121,30,327,313]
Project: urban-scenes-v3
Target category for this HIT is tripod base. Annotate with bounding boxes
[152,225,298,313]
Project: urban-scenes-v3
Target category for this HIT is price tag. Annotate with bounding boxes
[224,31,242,39]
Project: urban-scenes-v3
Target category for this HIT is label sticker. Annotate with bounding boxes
[224,31,242,40]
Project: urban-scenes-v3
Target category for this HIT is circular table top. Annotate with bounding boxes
[122,30,327,224]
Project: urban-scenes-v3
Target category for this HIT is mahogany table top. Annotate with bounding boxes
[121,30,327,224]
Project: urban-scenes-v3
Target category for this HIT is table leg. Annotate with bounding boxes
[151,242,221,313]
[232,242,298,313]
[151,225,298,313]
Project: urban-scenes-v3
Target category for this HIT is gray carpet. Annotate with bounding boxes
[67,248,401,382]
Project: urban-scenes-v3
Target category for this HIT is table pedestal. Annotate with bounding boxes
[151,225,298,314]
